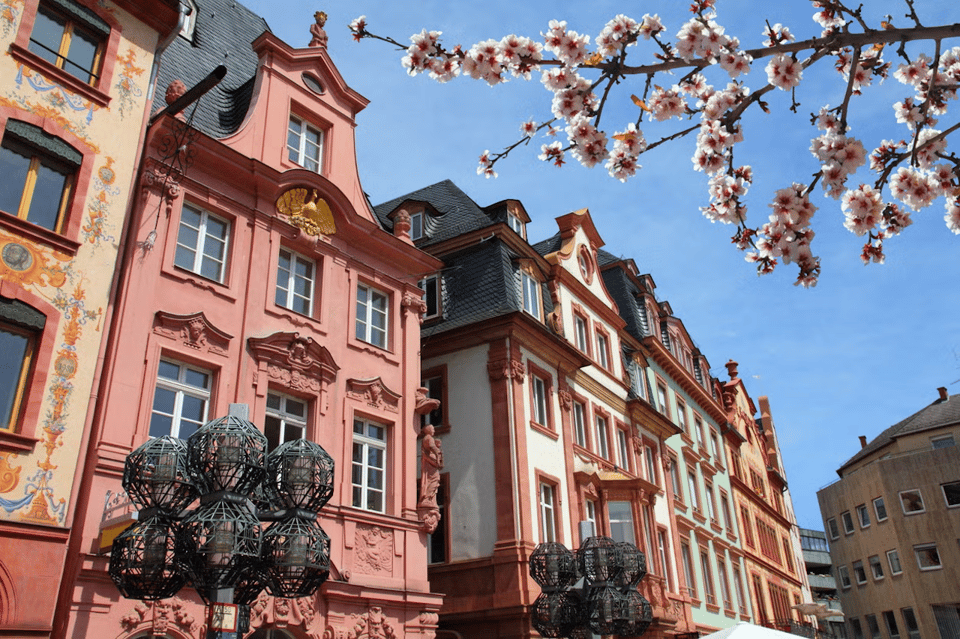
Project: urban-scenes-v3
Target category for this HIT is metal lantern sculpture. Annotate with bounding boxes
[109,406,334,638]
[529,535,653,639]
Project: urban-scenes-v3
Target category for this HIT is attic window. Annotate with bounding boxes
[410,211,423,241]
[302,73,324,95]
[507,212,525,238]
[578,245,594,283]
[179,0,198,40]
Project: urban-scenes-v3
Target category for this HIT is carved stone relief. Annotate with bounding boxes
[345,377,401,414]
[119,597,201,638]
[153,311,232,357]
[248,332,339,414]
[353,524,394,576]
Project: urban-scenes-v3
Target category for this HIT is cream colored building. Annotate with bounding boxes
[818,388,960,639]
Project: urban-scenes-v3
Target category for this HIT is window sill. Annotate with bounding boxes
[692,509,707,525]
[347,337,399,365]
[530,421,559,441]
[0,211,80,256]
[9,44,111,108]
[265,304,326,336]
[724,609,738,619]
[162,267,238,302]
[710,520,723,534]
[0,430,40,455]
[705,603,721,614]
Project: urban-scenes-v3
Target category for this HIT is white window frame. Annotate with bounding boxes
[899,489,925,515]
[616,428,631,472]
[869,555,884,580]
[584,499,597,539]
[857,503,870,529]
[520,270,541,320]
[873,496,888,521]
[532,375,548,426]
[842,510,855,533]
[827,517,840,540]
[149,359,211,439]
[264,391,307,451]
[887,549,902,574]
[539,482,557,543]
[409,211,423,241]
[657,383,669,417]
[942,480,960,508]
[352,418,387,513]
[700,547,716,605]
[596,331,610,369]
[608,500,636,544]
[705,481,717,522]
[287,114,324,172]
[174,204,229,283]
[574,315,588,352]
[356,282,389,349]
[688,471,700,511]
[853,560,867,584]
[276,248,315,316]
[508,212,525,237]
[644,444,657,484]
[837,565,851,589]
[630,360,646,400]
[418,274,441,320]
[595,415,609,459]
[914,543,942,571]
[573,401,586,447]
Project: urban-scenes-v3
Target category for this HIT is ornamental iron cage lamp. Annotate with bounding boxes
[109,405,334,639]
[529,533,653,639]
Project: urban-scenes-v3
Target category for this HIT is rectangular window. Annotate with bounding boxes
[866,615,882,639]
[595,415,609,459]
[688,471,701,511]
[741,506,754,547]
[539,482,557,543]
[573,401,586,447]
[574,315,588,352]
[418,274,440,319]
[352,418,386,512]
[608,501,635,544]
[850,618,864,639]
[420,373,443,429]
[827,517,840,540]
[427,477,447,564]
[710,431,722,461]
[914,543,942,570]
[584,499,597,540]
[782,537,795,574]
[0,123,78,233]
[874,496,888,521]
[700,548,716,605]
[676,401,687,433]
[629,360,646,400]
[681,541,696,599]
[901,608,920,639]
[857,503,870,528]
[838,565,851,588]
[175,204,229,283]
[0,321,35,433]
[658,530,673,590]
[942,481,960,507]
[596,332,610,369]
[717,554,732,610]
[521,271,541,320]
[508,212,525,237]
[853,560,867,584]
[884,611,901,639]
[869,555,884,580]
[842,510,855,533]
[356,283,388,349]
[616,428,631,472]
[705,481,717,521]
[657,383,669,417]
[644,444,657,484]
[287,115,323,172]
[931,434,955,449]
[733,565,747,615]
[532,375,548,426]
[721,493,734,534]
[669,456,682,501]
[887,549,902,574]
[264,391,307,451]
[28,1,106,85]
[275,248,314,315]
[409,211,423,241]
[149,359,211,439]
[696,416,706,449]
[900,489,925,514]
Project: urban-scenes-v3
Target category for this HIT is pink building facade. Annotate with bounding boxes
[53,8,442,639]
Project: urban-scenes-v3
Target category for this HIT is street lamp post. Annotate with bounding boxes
[529,535,654,638]
[109,405,334,638]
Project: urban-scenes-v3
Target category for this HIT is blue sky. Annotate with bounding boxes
[242,0,960,529]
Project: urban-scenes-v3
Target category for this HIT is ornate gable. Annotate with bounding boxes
[248,332,339,414]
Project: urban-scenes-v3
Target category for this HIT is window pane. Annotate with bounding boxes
[0,328,30,429]
[264,414,281,451]
[148,412,173,438]
[151,386,176,416]
[28,9,65,66]
[65,26,99,81]
[0,144,31,215]
[184,368,209,389]
[157,360,180,380]
[28,162,70,230]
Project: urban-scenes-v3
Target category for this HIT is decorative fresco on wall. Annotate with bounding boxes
[113,48,145,118]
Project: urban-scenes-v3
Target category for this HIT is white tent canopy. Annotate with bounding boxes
[701,622,803,639]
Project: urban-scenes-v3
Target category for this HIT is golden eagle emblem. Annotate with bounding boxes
[275,188,336,236]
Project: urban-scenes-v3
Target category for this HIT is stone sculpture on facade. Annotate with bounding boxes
[309,11,328,48]
[414,387,443,532]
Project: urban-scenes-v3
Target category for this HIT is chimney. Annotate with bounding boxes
[858,435,868,449]
[938,387,948,402]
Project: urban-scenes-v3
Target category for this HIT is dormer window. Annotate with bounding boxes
[508,212,525,238]
[520,269,541,320]
[410,211,423,241]
[578,245,594,283]
[418,274,440,319]
[178,0,198,41]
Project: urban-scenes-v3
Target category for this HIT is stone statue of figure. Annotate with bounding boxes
[309,11,328,48]
[418,424,443,509]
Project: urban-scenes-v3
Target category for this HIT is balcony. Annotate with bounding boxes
[807,573,837,591]
[762,619,839,639]
[803,549,832,568]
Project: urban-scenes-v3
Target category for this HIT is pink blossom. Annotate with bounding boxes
[894,54,932,88]
[566,117,608,168]
[719,51,753,78]
[543,20,590,67]
[638,14,665,40]
[763,23,794,47]
[648,85,687,121]
[348,15,367,41]
[812,1,845,34]
[595,14,640,57]
[841,184,883,235]
[520,119,538,137]
[914,129,947,169]
[869,139,906,172]
[539,141,565,166]
[477,150,497,178]
[882,203,913,235]
[889,166,939,210]
[499,34,543,79]
[462,39,505,85]
[428,55,460,82]
[766,53,803,90]
[945,198,960,234]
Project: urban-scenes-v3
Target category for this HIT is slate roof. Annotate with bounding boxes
[373,180,553,335]
[372,179,501,248]
[840,392,960,470]
[530,233,562,257]
[152,0,269,138]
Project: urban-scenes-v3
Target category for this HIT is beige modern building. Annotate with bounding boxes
[818,388,960,639]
